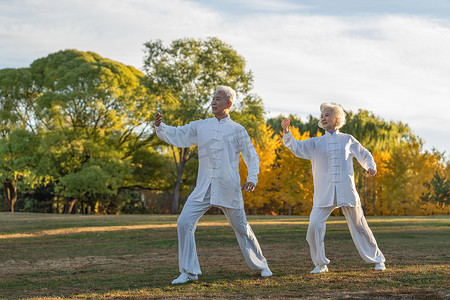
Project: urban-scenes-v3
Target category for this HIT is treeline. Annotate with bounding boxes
[0,38,448,215]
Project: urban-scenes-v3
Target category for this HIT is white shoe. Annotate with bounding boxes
[171,272,198,284]
[374,262,386,271]
[310,265,328,274]
[261,268,273,277]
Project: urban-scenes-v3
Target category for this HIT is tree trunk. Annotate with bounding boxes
[4,179,17,213]
[64,199,77,214]
[372,177,376,216]
[357,170,366,211]
[172,164,184,214]
[171,147,190,215]
[55,196,59,213]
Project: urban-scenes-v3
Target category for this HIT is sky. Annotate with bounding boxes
[1,0,450,155]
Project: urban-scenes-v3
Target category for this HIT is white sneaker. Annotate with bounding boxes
[171,272,198,284]
[374,262,386,271]
[310,265,328,274]
[261,268,273,277]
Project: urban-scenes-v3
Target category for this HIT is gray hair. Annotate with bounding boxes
[318,103,347,129]
[216,85,236,105]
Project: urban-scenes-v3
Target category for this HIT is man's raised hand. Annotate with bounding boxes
[281,118,290,134]
[155,111,162,127]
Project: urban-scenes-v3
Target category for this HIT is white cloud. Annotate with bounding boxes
[0,0,220,67]
[224,0,309,12]
[0,0,449,154]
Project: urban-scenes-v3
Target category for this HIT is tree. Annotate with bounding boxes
[267,114,319,139]
[381,140,443,215]
[143,37,257,214]
[0,68,41,211]
[340,109,414,212]
[273,127,318,215]
[365,149,391,216]
[420,151,450,209]
[421,172,450,206]
[0,68,40,136]
[31,49,155,145]
[239,123,280,214]
[29,49,157,213]
[0,129,39,212]
[131,147,174,191]
[56,157,132,214]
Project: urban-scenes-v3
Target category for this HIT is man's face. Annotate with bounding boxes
[211,91,231,115]
[320,108,337,131]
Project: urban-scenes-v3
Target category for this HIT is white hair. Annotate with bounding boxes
[318,103,347,129]
[216,85,236,105]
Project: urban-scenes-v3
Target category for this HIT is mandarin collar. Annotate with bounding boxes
[325,129,340,136]
[214,115,231,123]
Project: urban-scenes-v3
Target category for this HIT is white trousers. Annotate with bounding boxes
[176,195,269,275]
[306,204,385,266]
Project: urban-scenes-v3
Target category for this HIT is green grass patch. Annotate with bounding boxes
[0,213,449,299]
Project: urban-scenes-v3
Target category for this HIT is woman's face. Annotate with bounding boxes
[320,108,338,131]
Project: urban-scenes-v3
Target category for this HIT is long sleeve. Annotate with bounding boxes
[238,128,259,185]
[349,136,376,171]
[283,131,315,160]
[155,121,198,148]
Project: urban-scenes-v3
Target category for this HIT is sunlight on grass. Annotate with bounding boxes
[0,220,310,239]
[1,215,448,240]
[0,224,177,239]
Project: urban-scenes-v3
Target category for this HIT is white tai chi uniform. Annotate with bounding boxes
[156,116,269,275]
[283,129,385,266]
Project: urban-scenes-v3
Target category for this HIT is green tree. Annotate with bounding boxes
[0,68,40,136]
[29,49,157,213]
[0,129,40,212]
[421,172,450,206]
[56,157,132,214]
[131,147,174,191]
[420,151,450,207]
[267,114,319,138]
[342,109,413,151]
[0,68,41,211]
[143,37,259,214]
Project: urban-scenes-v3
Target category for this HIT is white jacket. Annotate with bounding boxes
[156,116,259,209]
[283,130,376,207]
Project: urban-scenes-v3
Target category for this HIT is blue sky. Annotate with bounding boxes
[1,0,449,155]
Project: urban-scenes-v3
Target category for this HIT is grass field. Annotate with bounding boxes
[0,213,449,299]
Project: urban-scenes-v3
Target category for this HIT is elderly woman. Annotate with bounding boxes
[281,103,386,274]
[155,85,272,284]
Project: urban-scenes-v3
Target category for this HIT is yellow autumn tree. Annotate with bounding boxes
[239,123,280,214]
[363,149,391,216]
[381,141,449,215]
[272,128,320,215]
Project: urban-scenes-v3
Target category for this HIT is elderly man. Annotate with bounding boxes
[281,103,386,274]
[155,85,272,284]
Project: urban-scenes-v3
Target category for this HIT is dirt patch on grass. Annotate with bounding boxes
[0,251,172,278]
